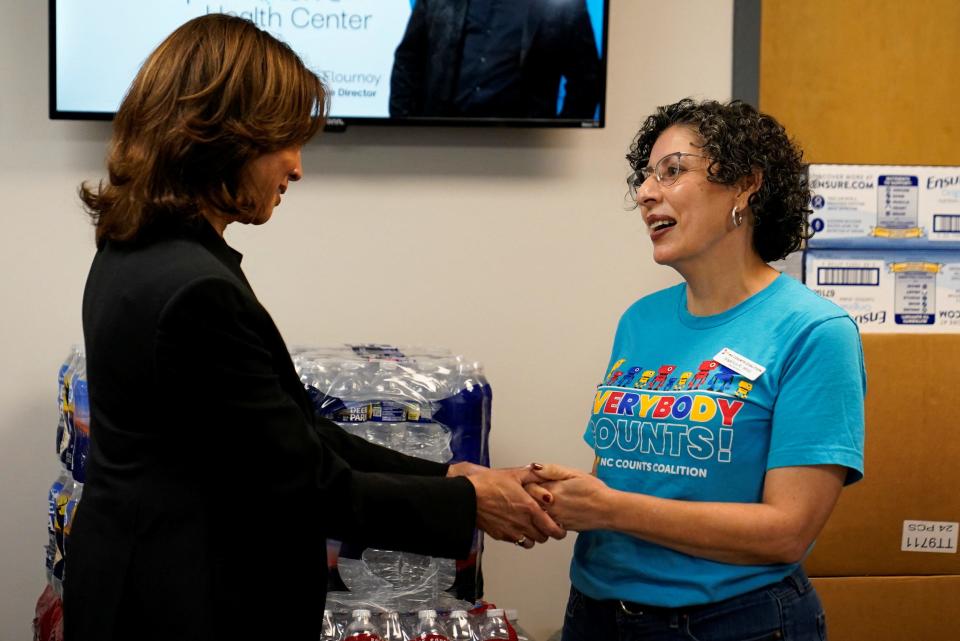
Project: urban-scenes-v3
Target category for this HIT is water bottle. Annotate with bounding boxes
[51,478,76,596]
[478,609,511,641]
[45,470,70,585]
[413,610,450,641]
[381,610,407,641]
[321,609,342,641]
[344,609,383,641]
[402,422,452,463]
[63,482,83,577]
[504,610,529,641]
[71,362,90,483]
[55,349,76,459]
[57,350,82,470]
[447,610,476,641]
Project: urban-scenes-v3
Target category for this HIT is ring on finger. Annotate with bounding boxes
[515,536,527,546]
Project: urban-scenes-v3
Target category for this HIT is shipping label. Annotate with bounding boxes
[901,520,958,554]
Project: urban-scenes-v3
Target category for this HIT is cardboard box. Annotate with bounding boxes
[808,164,960,248]
[770,250,804,282]
[805,335,960,576]
[811,576,960,641]
[804,250,960,332]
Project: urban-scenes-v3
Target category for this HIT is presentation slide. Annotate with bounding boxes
[54,0,605,121]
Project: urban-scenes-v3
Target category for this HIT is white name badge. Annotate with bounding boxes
[713,348,766,381]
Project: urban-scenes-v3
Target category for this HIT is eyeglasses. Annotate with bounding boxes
[627,152,706,199]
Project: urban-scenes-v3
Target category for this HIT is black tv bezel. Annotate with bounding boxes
[48,0,609,130]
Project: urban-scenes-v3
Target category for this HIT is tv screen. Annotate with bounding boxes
[50,0,608,129]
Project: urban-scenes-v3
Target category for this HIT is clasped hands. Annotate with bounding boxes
[448,461,608,550]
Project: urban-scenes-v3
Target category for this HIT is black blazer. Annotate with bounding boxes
[389,0,602,118]
[64,221,477,641]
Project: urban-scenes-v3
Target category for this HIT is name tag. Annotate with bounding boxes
[714,348,766,381]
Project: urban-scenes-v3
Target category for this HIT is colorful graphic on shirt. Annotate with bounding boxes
[604,359,627,385]
[591,389,745,425]
[635,370,656,388]
[649,365,677,390]
[706,364,736,393]
[616,366,644,387]
[672,372,692,390]
[589,388,744,470]
[592,355,756,474]
[605,360,747,398]
[689,360,719,390]
[734,381,754,399]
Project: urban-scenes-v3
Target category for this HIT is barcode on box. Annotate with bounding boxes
[933,214,960,233]
[817,267,881,286]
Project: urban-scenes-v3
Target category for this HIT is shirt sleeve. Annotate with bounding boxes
[767,316,866,484]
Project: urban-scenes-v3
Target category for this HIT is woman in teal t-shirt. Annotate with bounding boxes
[529,99,865,641]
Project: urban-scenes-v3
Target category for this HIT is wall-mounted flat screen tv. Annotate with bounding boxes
[50,0,608,129]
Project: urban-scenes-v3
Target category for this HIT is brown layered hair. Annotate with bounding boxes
[81,14,326,245]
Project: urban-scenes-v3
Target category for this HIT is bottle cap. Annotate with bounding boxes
[419,609,437,619]
[486,608,505,617]
[450,610,468,618]
[352,608,371,617]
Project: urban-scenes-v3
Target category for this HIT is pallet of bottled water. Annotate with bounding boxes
[292,344,492,604]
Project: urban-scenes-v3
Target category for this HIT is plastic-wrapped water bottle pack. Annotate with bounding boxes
[292,344,493,605]
[46,347,88,598]
[293,344,492,468]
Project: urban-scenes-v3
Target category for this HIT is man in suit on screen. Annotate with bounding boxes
[389,0,602,119]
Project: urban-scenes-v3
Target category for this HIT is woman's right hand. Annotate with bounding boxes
[525,463,613,532]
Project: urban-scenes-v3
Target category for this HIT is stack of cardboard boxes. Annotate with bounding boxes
[800,165,960,640]
[803,164,960,332]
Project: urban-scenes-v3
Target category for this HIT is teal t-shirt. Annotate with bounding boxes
[571,274,865,607]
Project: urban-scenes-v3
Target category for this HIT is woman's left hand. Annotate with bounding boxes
[525,463,612,532]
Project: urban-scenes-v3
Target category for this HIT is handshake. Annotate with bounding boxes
[447,461,609,550]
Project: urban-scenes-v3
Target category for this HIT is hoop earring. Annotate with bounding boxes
[731,206,743,228]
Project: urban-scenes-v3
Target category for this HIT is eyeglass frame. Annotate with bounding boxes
[627,151,707,199]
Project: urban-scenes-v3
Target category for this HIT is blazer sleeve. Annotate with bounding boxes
[155,275,476,557]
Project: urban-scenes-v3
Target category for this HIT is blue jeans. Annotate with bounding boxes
[562,568,827,641]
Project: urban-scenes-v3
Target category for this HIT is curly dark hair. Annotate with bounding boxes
[626,98,811,263]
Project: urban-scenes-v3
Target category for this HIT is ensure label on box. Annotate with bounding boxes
[808,164,960,248]
[804,250,960,332]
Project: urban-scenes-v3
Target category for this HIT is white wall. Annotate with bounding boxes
[0,2,732,638]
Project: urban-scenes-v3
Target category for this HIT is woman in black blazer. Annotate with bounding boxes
[64,14,562,641]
